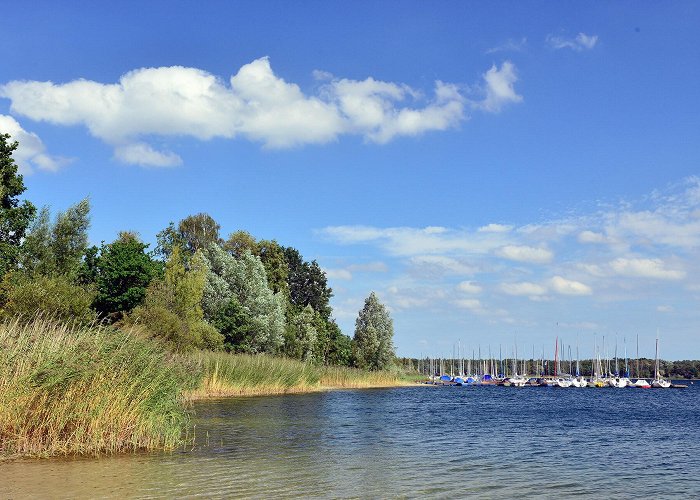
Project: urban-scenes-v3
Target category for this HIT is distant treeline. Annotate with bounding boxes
[397,357,700,379]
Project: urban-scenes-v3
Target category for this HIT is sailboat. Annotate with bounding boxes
[609,337,629,388]
[571,339,588,388]
[651,335,671,388]
[632,334,651,388]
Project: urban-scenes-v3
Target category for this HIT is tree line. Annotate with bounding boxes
[0,133,395,370]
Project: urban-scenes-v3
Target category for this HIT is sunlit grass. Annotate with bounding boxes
[188,351,410,398]
[0,318,198,459]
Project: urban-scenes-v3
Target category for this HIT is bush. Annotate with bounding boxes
[1,274,97,326]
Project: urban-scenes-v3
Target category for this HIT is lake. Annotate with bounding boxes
[2,383,699,498]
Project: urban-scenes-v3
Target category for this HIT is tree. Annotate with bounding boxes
[51,198,90,276]
[19,199,90,277]
[224,230,258,259]
[201,244,285,353]
[283,305,318,361]
[257,239,289,298]
[353,292,395,371]
[178,213,221,254]
[92,232,159,319]
[127,246,223,352]
[0,134,36,277]
[284,247,332,320]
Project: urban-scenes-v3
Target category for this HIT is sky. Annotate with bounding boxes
[1,1,699,360]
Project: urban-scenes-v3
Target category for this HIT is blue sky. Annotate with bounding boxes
[2,2,699,359]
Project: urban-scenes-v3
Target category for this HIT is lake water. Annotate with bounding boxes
[2,383,699,498]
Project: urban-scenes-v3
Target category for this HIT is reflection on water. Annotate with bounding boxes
[2,385,699,498]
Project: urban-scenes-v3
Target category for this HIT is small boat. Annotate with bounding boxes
[633,378,651,388]
[555,377,573,388]
[571,376,588,388]
[508,374,528,387]
[651,336,671,389]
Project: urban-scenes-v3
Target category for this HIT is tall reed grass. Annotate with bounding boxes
[0,318,198,459]
[189,351,409,398]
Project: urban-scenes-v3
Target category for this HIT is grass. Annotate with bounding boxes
[1,318,414,459]
[188,351,411,399]
[0,318,198,459]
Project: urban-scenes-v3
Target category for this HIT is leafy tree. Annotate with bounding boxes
[257,239,289,298]
[283,305,318,361]
[51,198,90,276]
[284,247,332,320]
[201,244,285,353]
[224,230,258,258]
[353,292,395,371]
[210,297,257,352]
[92,232,159,319]
[154,222,183,259]
[178,213,221,254]
[0,134,36,277]
[128,246,223,352]
[327,321,354,366]
[19,199,90,278]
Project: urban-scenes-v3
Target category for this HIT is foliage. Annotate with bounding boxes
[20,198,91,278]
[1,273,97,326]
[257,239,289,297]
[353,292,395,371]
[224,230,258,258]
[91,232,159,319]
[0,318,199,458]
[283,305,318,361]
[177,212,222,254]
[284,246,333,320]
[127,247,223,352]
[326,320,354,366]
[202,244,285,354]
[0,134,36,277]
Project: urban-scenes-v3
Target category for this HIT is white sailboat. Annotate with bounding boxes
[632,333,651,388]
[651,335,671,388]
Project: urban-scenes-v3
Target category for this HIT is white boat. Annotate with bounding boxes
[555,377,573,388]
[634,378,651,388]
[571,376,588,388]
[651,336,671,389]
[508,374,528,387]
[608,376,629,388]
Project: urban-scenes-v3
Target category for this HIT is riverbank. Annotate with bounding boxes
[188,351,413,399]
[0,318,413,460]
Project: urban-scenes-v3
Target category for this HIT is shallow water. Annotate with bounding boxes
[2,383,699,498]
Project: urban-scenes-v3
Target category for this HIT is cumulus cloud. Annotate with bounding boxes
[610,257,686,280]
[0,58,522,167]
[478,223,513,233]
[495,245,553,264]
[547,32,599,51]
[477,61,523,113]
[324,268,353,281]
[549,276,592,296]
[0,114,70,173]
[578,230,609,244]
[457,281,482,294]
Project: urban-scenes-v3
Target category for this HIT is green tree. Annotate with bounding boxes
[283,305,318,361]
[284,247,332,319]
[327,321,354,366]
[0,134,36,277]
[353,292,395,370]
[201,244,285,353]
[224,230,258,258]
[178,213,221,254]
[92,232,159,319]
[128,246,223,352]
[19,199,90,277]
[257,239,289,298]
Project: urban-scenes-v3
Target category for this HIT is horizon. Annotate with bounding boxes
[2,2,699,359]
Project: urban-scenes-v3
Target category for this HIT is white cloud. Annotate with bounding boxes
[610,257,686,280]
[348,261,388,273]
[486,37,527,54]
[457,281,482,294]
[454,298,483,311]
[549,276,592,296]
[657,305,674,313]
[496,245,553,264]
[324,268,353,281]
[0,58,522,166]
[547,32,599,51]
[477,61,523,113]
[500,281,548,297]
[578,230,609,244]
[0,114,70,173]
[114,142,182,167]
[409,255,477,277]
[478,223,513,233]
